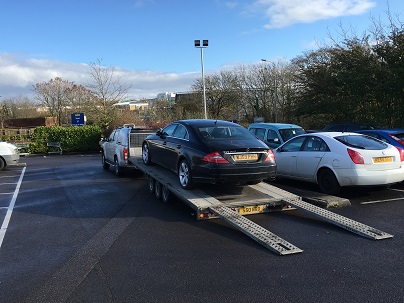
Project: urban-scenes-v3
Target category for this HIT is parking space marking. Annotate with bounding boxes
[0,167,26,248]
[389,188,404,193]
[361,197,404,205]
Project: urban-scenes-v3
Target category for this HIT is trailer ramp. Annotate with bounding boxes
[283,198,393,240]
[209,205,303,255]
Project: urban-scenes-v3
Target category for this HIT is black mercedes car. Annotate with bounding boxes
[142,119,276,189]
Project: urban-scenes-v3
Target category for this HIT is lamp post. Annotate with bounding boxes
[195,39,208,119]
[261,59,277,123]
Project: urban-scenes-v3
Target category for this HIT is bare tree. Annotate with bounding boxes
[85,59,131,130]
[32,77,74,125]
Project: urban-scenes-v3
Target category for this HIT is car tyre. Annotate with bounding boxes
[114,157,122,176]
[318,169,341,195]
[142,142,152,165]
[0,158,5,171]
[102,153,110,170]
[178,159,193,189]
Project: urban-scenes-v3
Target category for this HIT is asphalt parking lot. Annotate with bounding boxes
[1,154,404,303]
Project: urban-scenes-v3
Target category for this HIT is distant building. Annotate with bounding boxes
[113,99,149,111]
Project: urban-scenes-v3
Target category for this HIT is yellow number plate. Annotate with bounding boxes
[238,205,264,214]
[233,154,258,161]
[373,156,393,163]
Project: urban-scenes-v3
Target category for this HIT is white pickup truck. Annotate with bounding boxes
[100,126,156,176]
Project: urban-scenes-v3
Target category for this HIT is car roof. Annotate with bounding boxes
[177,119,240,127]
[248,123,303,130]
[358,129,404,134]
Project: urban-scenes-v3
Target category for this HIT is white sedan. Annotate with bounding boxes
[274,132,404,195]
[0,141,20,171]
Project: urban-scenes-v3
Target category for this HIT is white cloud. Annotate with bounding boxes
[0,53,197,100]
[249,0,376,28]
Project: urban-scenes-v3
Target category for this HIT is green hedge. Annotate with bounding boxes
[27,125,102,154]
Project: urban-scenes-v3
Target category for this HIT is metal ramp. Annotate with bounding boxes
[209,205,303,255]
[283,198,393,240]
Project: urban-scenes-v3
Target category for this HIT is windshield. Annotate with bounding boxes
[335,135,388,150]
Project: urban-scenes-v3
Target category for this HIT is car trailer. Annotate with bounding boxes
[128,158,393,256]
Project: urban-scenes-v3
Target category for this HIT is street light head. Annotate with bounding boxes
[194,40,200,47]
[203,40,208,47]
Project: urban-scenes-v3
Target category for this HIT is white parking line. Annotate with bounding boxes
[389,188,404,193]
[361,197,404,204]
[0,167,26,248]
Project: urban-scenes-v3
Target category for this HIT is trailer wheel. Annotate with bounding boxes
[102,153,110,170]
[148,177,155,194]
[155,181,162,199]
[162,186,171,203]
[178,159,193,189]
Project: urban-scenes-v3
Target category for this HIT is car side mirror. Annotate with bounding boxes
[156,129,163,136]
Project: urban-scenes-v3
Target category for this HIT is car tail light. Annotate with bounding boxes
[264,150,275,162]
[123,147,128,161]
[395,146,404,162]
[389,134,404,146]
[347,148,364,164]
[201,151,230,164]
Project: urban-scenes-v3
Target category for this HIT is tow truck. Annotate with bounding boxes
[101,126,393,255]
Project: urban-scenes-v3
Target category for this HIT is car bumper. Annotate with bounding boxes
[335,167,404,186]
[191,164,277,184]
[3,154,20,166]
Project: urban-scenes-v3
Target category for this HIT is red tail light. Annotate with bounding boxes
[265,150,275,162]
[347,148,364,164]
[123,147,128,161]
[201,151,230,164]
[395,146,404,162]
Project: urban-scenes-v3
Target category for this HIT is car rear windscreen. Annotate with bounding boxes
[335,135,388,150]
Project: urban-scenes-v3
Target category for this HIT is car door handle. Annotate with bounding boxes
[176,144,181,149]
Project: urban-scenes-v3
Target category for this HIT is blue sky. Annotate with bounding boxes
[0,0,402,100]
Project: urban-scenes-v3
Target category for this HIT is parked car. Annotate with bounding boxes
[142,119,277,189]
[0,141,20,171]
[248,123,306,148]
[322,123,379,132]
[273,132,404,195]
[356,129,404,148]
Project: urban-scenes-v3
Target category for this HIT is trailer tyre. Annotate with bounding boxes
[162,186,171,203]
[142,143,152,165]
[178,159,193,189]
[155,181,162,199]
[148,178,155,194]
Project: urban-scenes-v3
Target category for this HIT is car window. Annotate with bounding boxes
[279,128,305,142]
[302,136,329,151]
[266,129,281,145]
[117,130,127,144]
[335,135,388,150]
[200,126,254,140]
[254,128,266,140]
[162,124,178,137]
[173,124,189,140]
[109,130,117,142]
[280,136,306,152]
